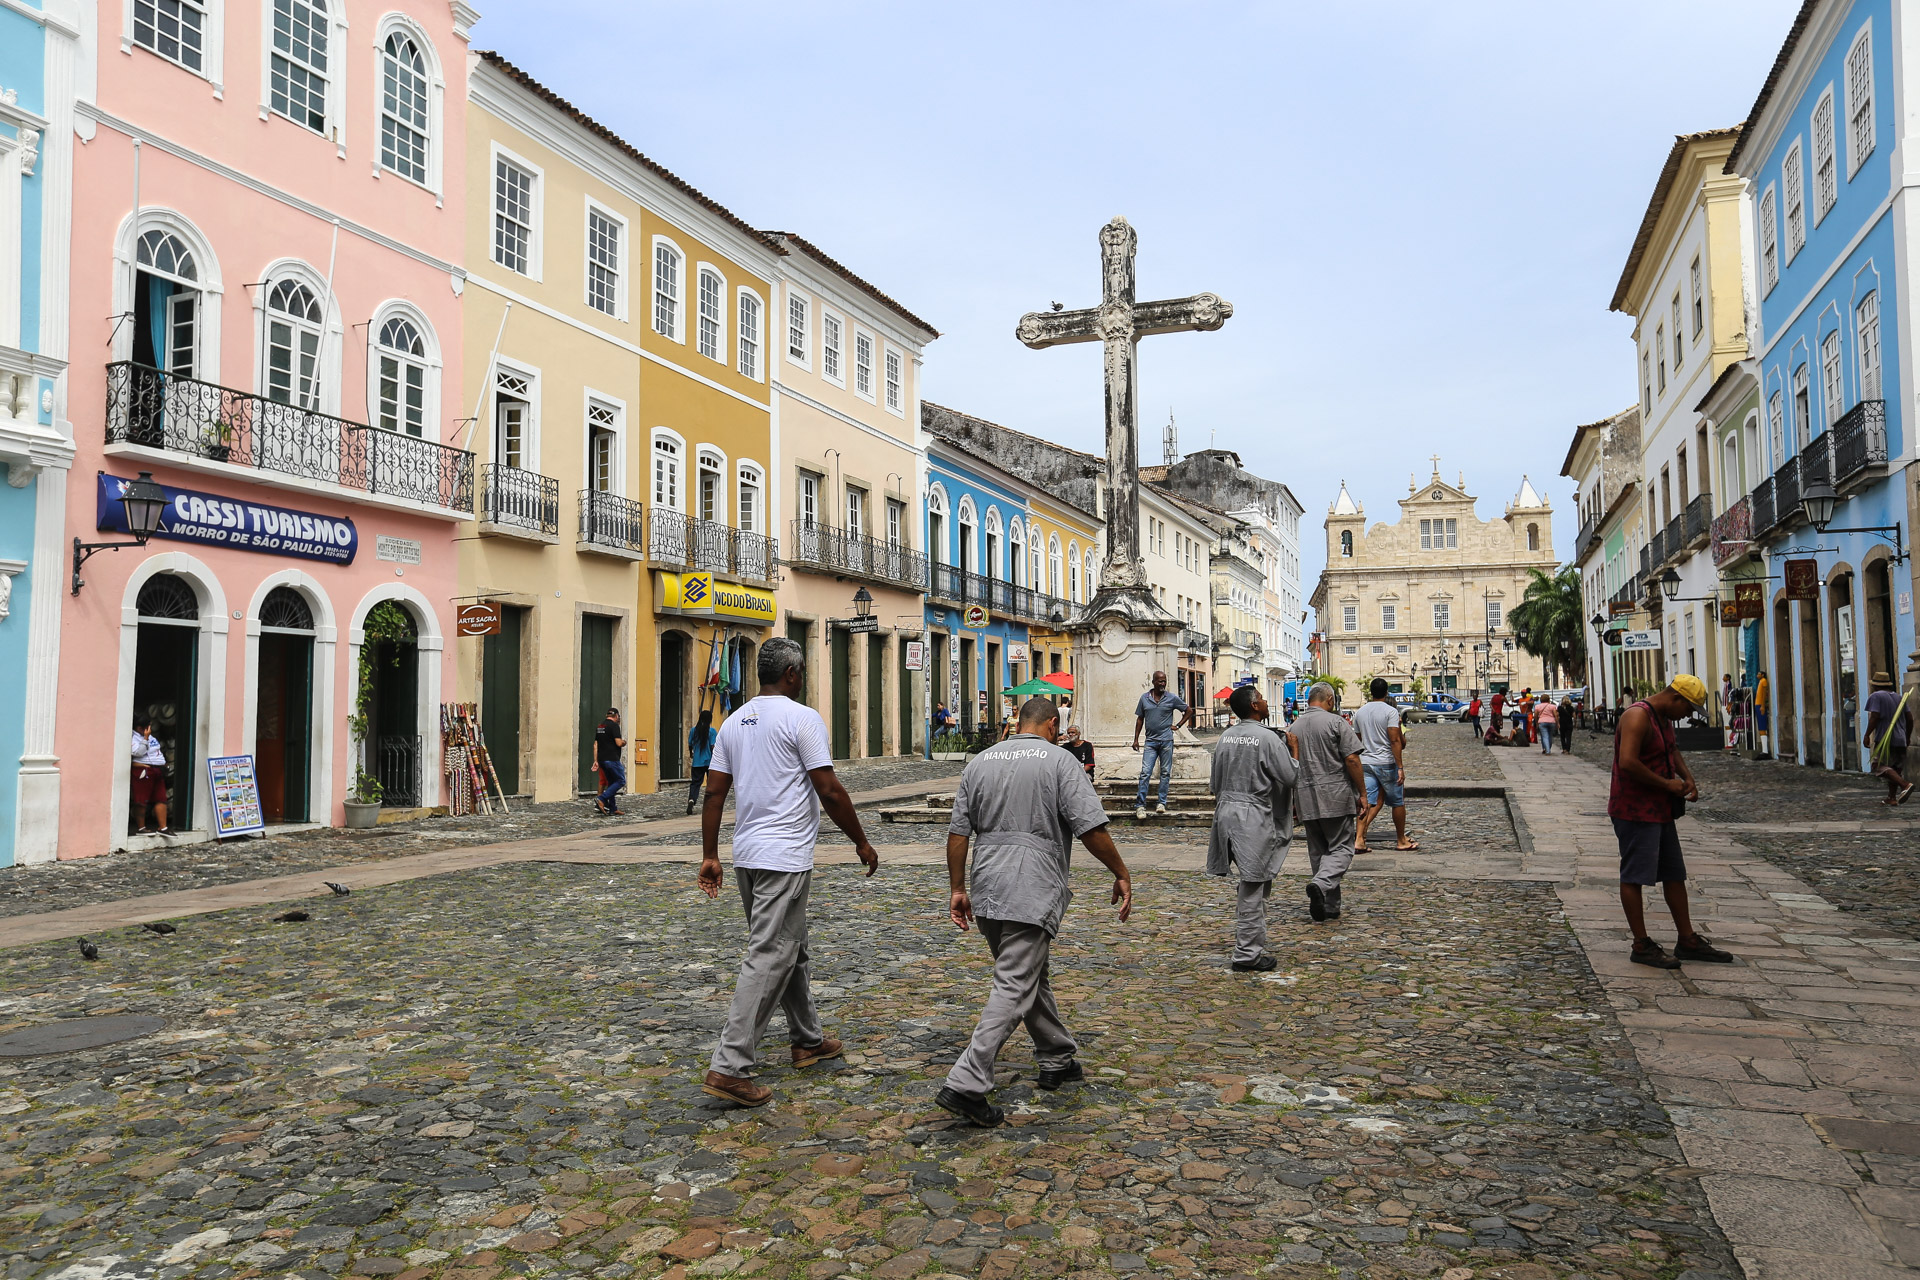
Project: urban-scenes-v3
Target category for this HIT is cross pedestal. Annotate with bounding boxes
[1071,596,1209,786]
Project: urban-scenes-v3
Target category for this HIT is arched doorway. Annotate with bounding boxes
[134,575,201,832]
[256,586,315,823]
[1797,598,1825,767]
[364,602,420,807]
[1830,570,1859,772]
[660,629,691,781]
[1772,597,1797,760]
[1864,557,1898,696]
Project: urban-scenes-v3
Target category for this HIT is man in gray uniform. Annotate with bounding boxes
[937,696,1132,1127]
[1289,682,1366,922]
[1208,684,1296,972]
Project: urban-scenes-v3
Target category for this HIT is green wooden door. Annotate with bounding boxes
[481,607,522,795]
[830,627,852,759]
[867,634,885,756]
[660,631,688,780]
[578,615,615,793]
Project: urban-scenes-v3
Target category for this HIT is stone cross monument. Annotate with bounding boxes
[1017,217,1233,782]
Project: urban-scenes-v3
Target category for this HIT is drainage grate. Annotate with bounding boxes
[0,1015,167,1057]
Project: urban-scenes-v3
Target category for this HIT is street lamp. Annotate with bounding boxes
[1659,567,1682,601]
[1798,476,1908,561]
[852,585,874,618]
[73,471,168,595]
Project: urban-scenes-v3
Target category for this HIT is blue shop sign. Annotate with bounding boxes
[97,473,358,565]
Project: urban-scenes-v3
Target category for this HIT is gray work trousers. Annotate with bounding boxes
[709,867,825,1076]
[1302,815,1357,907]
[945,919,1077,1095]
[1233,879,1272,964]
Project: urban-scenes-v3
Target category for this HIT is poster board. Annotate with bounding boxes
[206,755,267,837]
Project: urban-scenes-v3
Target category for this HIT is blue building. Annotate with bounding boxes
[0,4,77,865]
[1729,0,1917,773]
[924,441,1033,742]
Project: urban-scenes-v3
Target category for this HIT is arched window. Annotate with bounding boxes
[1340,529,1353,557]
[653,241,683,341]
[1067,541,1080,601]
[737,290,762,379]
[374,316,425,437]
[652,433,682,510]
[379,31,429,183]
[1048,534,1062,597]
[1008,519,1025,585]
[1030,525,1042,589]
[927,484,949,566]
[1084,550,1096,600]
[984,508,1002,583]
[1526,523,1539,551]
[134,230,202,378]
[260,585,315,631]
[697,448,725,524]
[957,497,977,577]
[737,463,762,534]
[264,278,323,409]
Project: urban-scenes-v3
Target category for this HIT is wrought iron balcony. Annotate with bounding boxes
[787,520,929,591]
[1710,494,1752,568]
[1802,430,1834,502]
[578,488,646,555]
[1749,476,1777,536]
[643,508,776,582]
[1649,525,1669,569]
[1682,491,1712,550]
[105,361,473,515]
[1180,627,1212,654]
[480,463,559,537]
[1834,399,1888,492]
[927,562,1077,624]
[1638,543,1651,578]
[1773,453,1803,527]
[1575,514,1599,557]
[734,529,778,583]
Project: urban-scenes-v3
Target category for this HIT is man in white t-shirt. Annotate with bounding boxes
[1352,678,1416,853]
[698,636,879,1108]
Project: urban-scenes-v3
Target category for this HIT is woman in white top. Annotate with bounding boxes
[130,714,173,836]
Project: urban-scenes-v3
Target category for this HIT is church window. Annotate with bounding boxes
[1342,605,1357,632]
[1381,604,1396,631]
[1432,602,1450,630]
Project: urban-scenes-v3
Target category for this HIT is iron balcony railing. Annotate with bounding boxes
[106,361,473,513]
[1750,476,1777,536]
[1638,543,1651,579]
[1802,430,1834,502]
[480,463,559,536]
[578,488,645,554]
[642,507,777,582]
[928,562,1078,625]
[1575,514,1599,556]
[375,734,422,808]
[1835,399,1888,490]
[1682,491,1712,549]
[734,529,777,583]
[1649,525,1669,569]
[1773,452,1803,525]
[1180,627,1212,654]
[787,520,930,590]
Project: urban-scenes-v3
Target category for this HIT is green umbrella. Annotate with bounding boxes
[1004,676,1063,697]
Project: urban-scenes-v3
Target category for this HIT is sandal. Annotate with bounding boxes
[1396,841,1421,851]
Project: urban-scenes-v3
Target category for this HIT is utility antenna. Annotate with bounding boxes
[1162,409,1178,466]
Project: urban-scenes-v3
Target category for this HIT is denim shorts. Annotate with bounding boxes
[1613,817,1686,885]
[1363,762,1404,808]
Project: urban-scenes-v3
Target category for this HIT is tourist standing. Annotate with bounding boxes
[686,709,716,816]
[937,696,1130,1127]
[1754,671,1771,755]
[1535,696,1558,755]
[698,638,880,1108]
[1132,670,1194,819]
[1353,678,1415,853]
[1207,685,1297,972]
[1610,676,1731,969]
[130,715,173,837]
[593,708,626,816]
[1864,672,1914,805]
[1288,683,1366,922]
[1466,694,1483,741]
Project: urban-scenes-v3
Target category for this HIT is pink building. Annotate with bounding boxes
[56,0,476,856]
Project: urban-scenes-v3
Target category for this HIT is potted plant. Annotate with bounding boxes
[202,418,235,463]
[931,729,969,763]
[344,768,383,829]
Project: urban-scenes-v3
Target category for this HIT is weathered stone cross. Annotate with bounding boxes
[1017,217,1232,592]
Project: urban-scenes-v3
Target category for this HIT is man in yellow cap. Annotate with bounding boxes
[1608,675,1732,969]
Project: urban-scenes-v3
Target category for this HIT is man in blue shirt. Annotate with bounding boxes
[1131,670,1194,819]
[687,709,717,815]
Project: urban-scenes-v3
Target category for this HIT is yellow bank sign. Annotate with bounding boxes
[655,571,776,627]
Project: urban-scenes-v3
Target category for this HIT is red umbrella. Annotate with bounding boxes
[1042,672,1074,690]
[1213,687,1233,699]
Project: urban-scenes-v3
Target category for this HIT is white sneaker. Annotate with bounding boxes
[1134,806,1148,820]
[1155,803,1168,814]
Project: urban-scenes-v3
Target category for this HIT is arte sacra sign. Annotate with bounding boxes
[98,473,358,565]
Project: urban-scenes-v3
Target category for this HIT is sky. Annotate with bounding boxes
[471,0,1803,593]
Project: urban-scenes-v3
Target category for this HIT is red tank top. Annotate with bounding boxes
[1608,700,1677,823]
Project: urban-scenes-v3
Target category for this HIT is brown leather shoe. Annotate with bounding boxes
[701,1071,772,1107]
[791,1037,844,1069]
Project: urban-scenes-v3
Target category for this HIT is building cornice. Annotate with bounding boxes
[1725,0,1835,177]
[1612,128,1743,315]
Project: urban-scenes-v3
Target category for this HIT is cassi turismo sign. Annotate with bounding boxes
[98,473,357,564]
[654,571,776,626]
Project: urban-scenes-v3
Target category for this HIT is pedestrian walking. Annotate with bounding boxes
[1558,694,1576,754]
[937,696,1131,1127]
[1754,671,1771,755]
[130,715,174,837]
[1513,690,1531,746]
[1288,682,1366,922]
[1207,685,1297,972]
[1535,696,1558,755]
[686,709,717,815]
[1132,670,1194,819]
[698,638,879,1108]
[1610,675,1732,970]
[1353,678,1416,853]
[1063,725,1096,779]
[593,708,625,816]
[1865,672,1914,805]
[1466,694,1483,741]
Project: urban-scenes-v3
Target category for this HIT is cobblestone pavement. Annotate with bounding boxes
[1395,721,1504,783]
[0,861,1731,1280]
[0,761,963,921]
[1714,829,1920,943]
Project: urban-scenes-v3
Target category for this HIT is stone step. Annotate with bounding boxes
[917,792,1219,813]
[877,805,1214,828]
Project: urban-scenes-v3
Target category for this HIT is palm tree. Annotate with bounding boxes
[1508,566,1586,687]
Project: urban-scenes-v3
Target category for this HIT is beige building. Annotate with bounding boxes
[1310,464,1557,705]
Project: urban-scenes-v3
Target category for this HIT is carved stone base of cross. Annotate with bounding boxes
[1071,606,1210,787]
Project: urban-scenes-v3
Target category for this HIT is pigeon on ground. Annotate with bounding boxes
[139,921,177,935]
[323,882,351,896]
[272,910,310,923]
[78,937,100,961]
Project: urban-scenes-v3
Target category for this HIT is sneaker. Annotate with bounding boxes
[593,801,608,815]
[1036,1061,1085,1091]
[1155,803,1168,815]
[1135,806,1148,820]
[1306,883,1327,922]
[1675,935,1735,964]
[701,1071,772,1107]
[791,1037,844,1069]
[1630,938,1682,970]
[1230,954,1279,973]
[685,802,697,816]
[935,1086,1005,1127]
[157,827,176,838]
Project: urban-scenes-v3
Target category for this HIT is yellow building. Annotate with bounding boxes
[764,233,937,759]
[459,54,779,800]
[1024,494,1100,681]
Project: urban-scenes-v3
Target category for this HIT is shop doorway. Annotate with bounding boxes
[931,631,949,742]
[868,634,886,756]
[1832,574,1858,772]
[1772,599,1797,760]
[829,627,852,759]
[133,574,200,832]
[786,618,813,707]
[255,587,314,824]
[986,639,1002,735]
[898,639,914,755]
[660,629,690,780]
[578,615,616,794]
[480,605,524,795]
[960,636,977,732]
[1864,560,1898,697]
[366,603,421,807]
[1797,600,1824,767]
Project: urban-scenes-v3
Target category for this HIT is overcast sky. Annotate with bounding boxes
[473,0,1800,589]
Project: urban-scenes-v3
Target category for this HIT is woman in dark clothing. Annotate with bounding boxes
[686,709,717,815]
